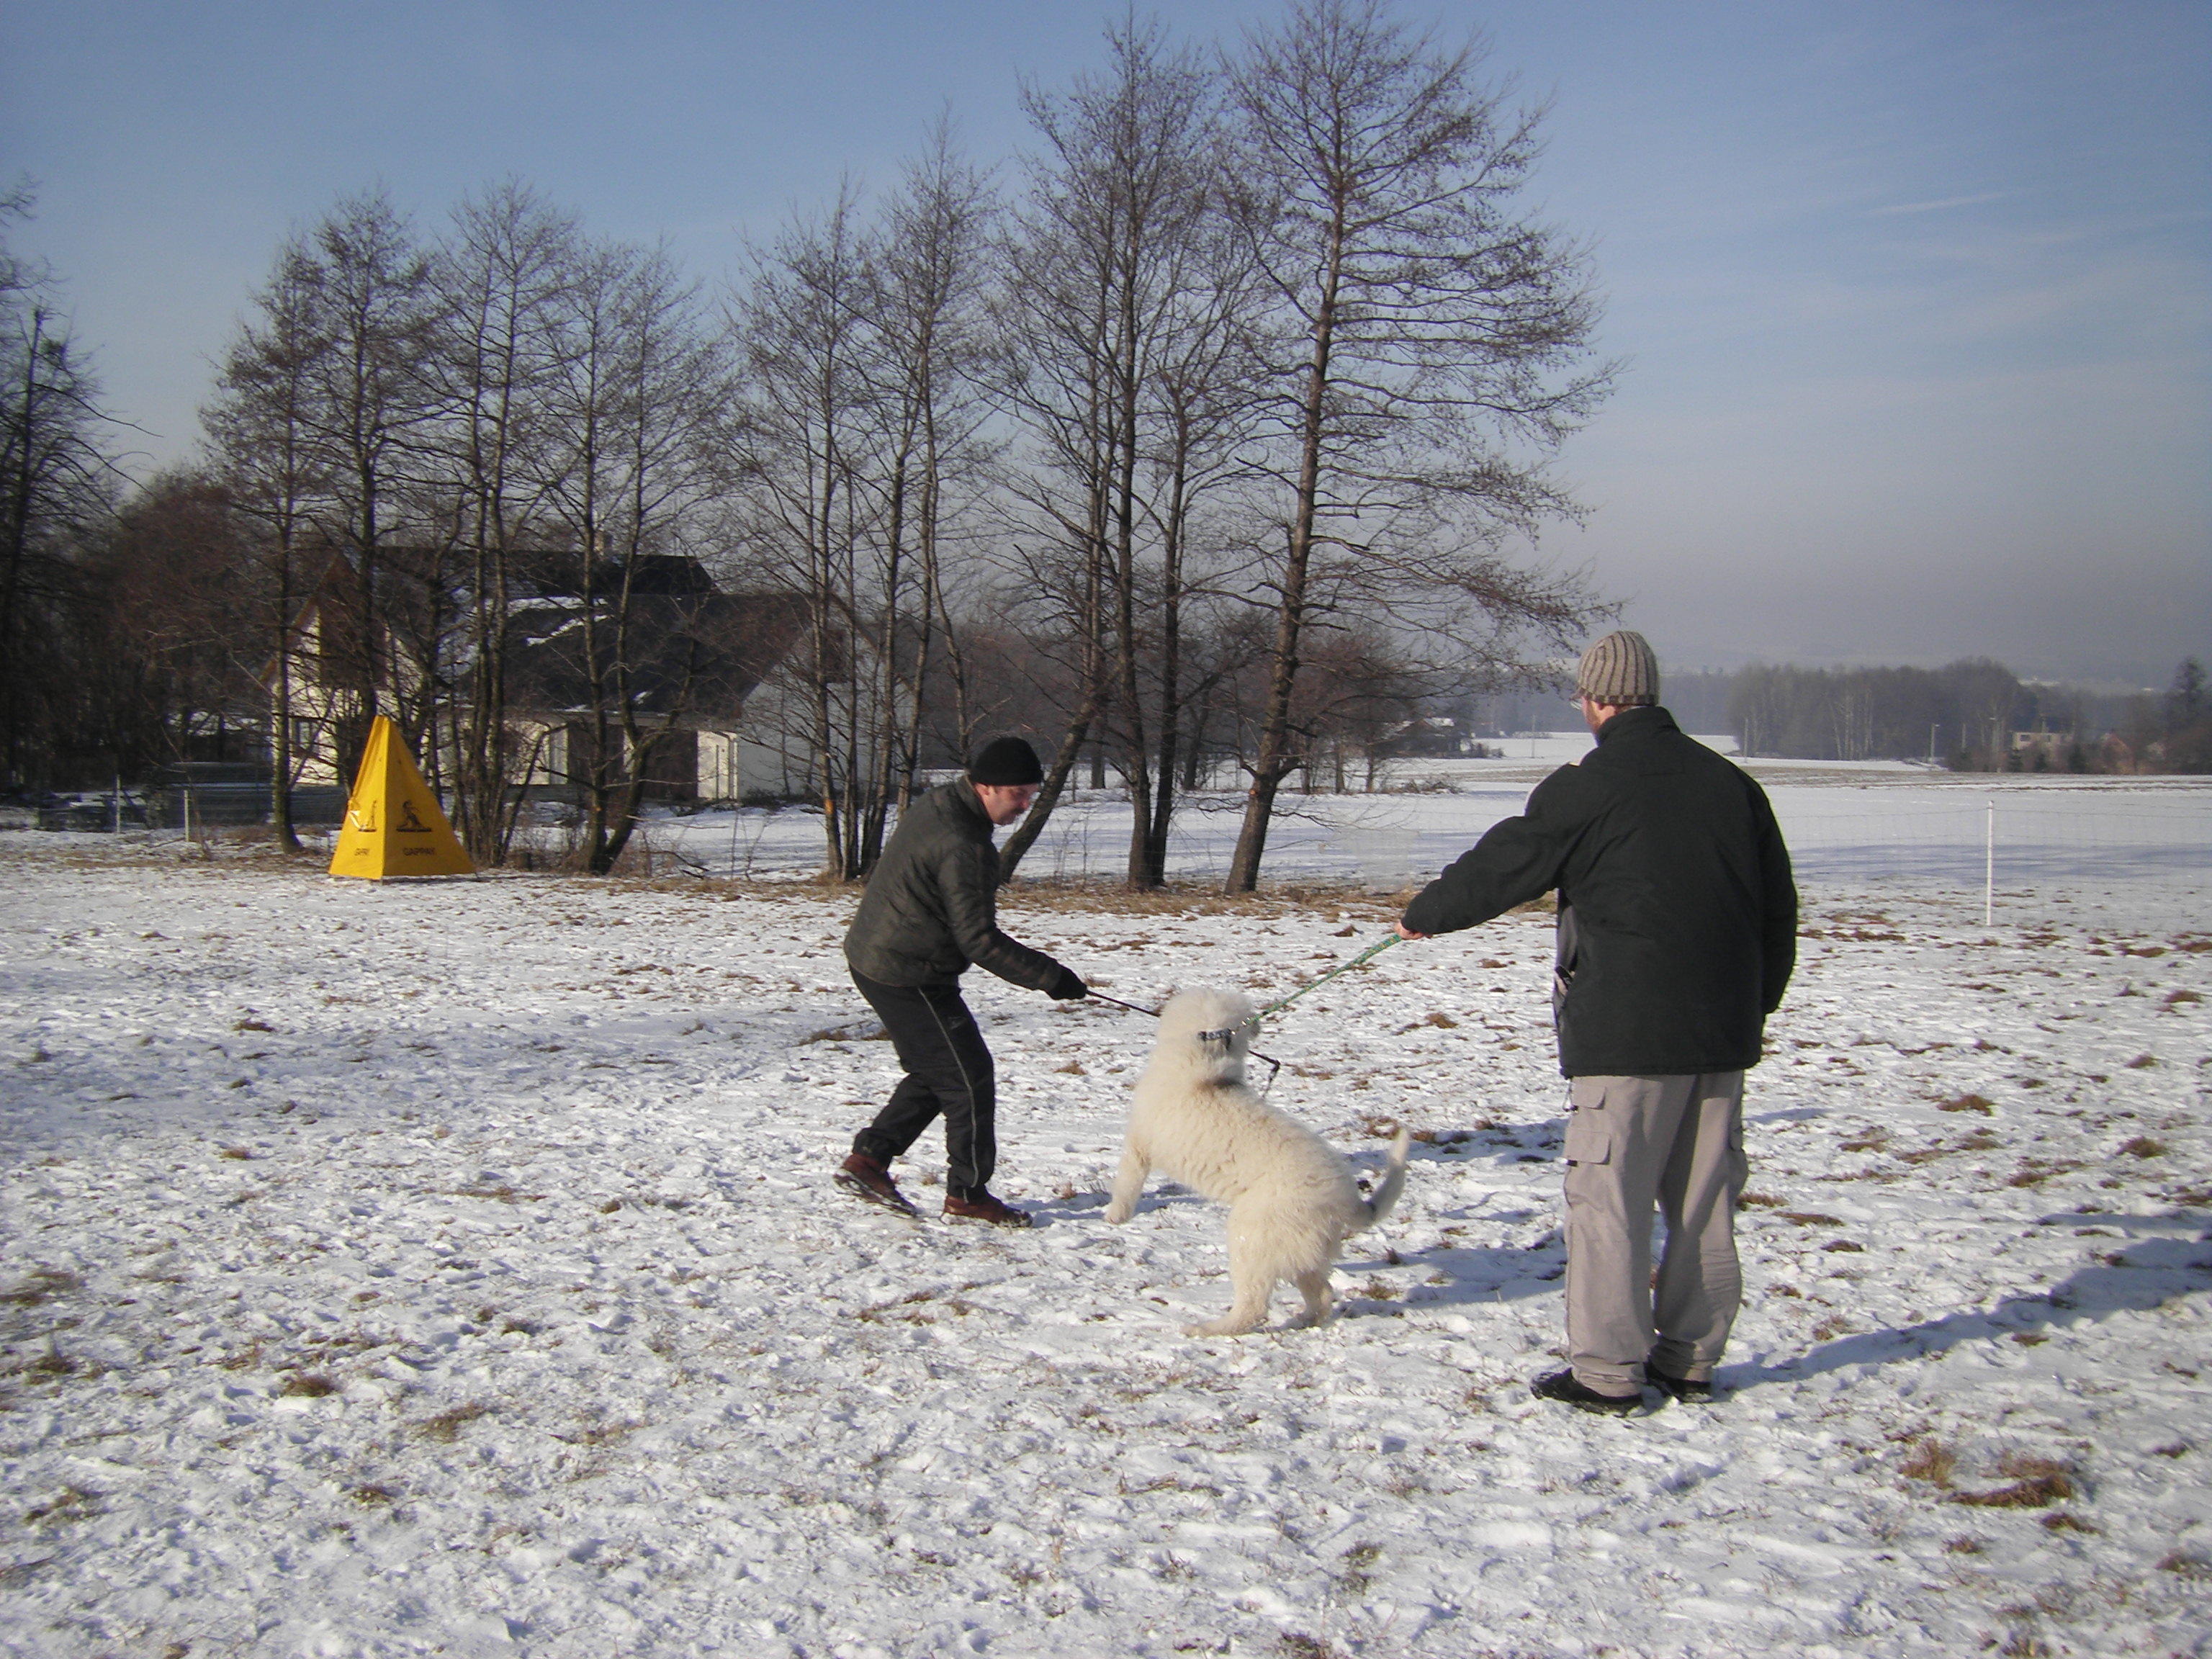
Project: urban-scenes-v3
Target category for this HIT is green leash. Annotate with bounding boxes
[1083,932,1398,1095]
[1257,932,1401,1017]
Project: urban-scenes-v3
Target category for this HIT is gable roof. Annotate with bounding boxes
[503,590,809,725]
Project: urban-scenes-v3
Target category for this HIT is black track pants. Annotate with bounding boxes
[848,969,998,1200]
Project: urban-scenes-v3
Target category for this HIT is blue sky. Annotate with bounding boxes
[4,0,2206,685]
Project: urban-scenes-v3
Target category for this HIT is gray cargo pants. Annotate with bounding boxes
[1561,1071,1747,1394]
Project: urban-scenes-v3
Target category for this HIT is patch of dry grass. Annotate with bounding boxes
[1938,1094,1995,1115]
[24,1485,103,1524]
[552,1418,642,1448]
[1900,1438,1957,1487]
[2038,1511,2098,1534]
[1948,1455,2077,1509]
[0,1269,79,1308]
[415,1401,494,1442]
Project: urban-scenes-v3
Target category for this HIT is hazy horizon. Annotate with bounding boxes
[4,0,2206,686]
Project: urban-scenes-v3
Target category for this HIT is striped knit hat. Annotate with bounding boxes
[1575,630,1660,706]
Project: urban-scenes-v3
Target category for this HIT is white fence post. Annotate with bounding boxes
[1984,799,1995,928]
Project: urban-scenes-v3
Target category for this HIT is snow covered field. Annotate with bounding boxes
[570,745,2212,934]
[3,789,2209,1656]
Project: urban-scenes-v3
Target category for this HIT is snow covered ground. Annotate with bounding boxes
[534,742,2212,935]
[2,786,2209,1656]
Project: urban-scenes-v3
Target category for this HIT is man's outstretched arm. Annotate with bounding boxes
[1398,782,1580,940]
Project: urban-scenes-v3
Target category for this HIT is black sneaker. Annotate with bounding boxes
[1531,1369,1641,1415]
[1647,1367,1714,1403]
[835,1153,920,1218]
[943,1190,1034,1228]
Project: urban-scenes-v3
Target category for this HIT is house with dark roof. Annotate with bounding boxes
[269,550,806,806]
[501,557,809,804]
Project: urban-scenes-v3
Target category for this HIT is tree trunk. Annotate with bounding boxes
[1226,175,1344,892]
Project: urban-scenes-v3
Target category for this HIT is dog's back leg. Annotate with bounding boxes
[1184,1226,1275,1337]
[1102,1141,1150,1225]
[1292,1267,1334,1328]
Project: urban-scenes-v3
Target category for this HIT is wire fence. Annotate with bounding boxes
[1776,798,2206,883]
[949,785,2212,930]
[28,769,2198,932]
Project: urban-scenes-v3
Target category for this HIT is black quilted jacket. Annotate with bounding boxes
[1401,706,1797,1076]
[842,780,1067,991]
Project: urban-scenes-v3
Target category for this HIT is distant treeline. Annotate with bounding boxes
[1674,657,2209,773]
[1464,656,2209,772]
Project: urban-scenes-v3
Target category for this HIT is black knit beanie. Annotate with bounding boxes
[968,736,1044,786]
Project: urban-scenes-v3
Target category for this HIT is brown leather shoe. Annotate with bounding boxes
[943,1190,1033,1228]
[835,1153,919,1218]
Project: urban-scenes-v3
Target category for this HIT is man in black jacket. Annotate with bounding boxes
[835,737,1088,1227]
[1396,631,1796,1411]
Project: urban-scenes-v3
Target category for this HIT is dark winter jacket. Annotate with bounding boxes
[842,780,1069,992]
[1400,706,1797,1076]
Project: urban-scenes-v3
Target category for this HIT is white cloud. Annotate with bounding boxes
[1869,191,2018,217]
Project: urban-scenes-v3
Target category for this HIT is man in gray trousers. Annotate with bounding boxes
[1396,631,1797,1411]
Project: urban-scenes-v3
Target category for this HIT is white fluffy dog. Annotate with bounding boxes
[1104,989,1411,1336]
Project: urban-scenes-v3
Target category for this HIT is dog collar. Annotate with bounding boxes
[1195,1028,1242,1044]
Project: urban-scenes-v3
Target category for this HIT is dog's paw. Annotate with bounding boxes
[1102,1202,1133,1225]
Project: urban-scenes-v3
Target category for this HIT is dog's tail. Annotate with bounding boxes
[1357,1126,1413,1230]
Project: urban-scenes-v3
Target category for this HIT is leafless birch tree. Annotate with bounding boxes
[289,190,441,785]
[1,183,122,786]
[432,181,580,863]
[994,18,1260,886]
[733,185,887,878]
[206,238,331,848]
[1221,0,1611,891]
[850,125,999,871]
[540,239,732,875]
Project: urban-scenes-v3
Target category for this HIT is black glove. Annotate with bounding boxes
[1048,966,1089,1001]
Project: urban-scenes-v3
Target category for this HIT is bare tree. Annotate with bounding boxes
[206,236,331,848]
[994,17,1255,886]
[852,122,999,869]
[289,189,441,785]
[733,184,885,878]
[84,472,262,770]
[0,182,122,786]
[433,181,580,863]
[1221,0,1611,891]
[1125,168,1269,881]
[537,238,732,875]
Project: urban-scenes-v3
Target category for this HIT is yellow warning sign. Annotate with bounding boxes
[328,715,476,880]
